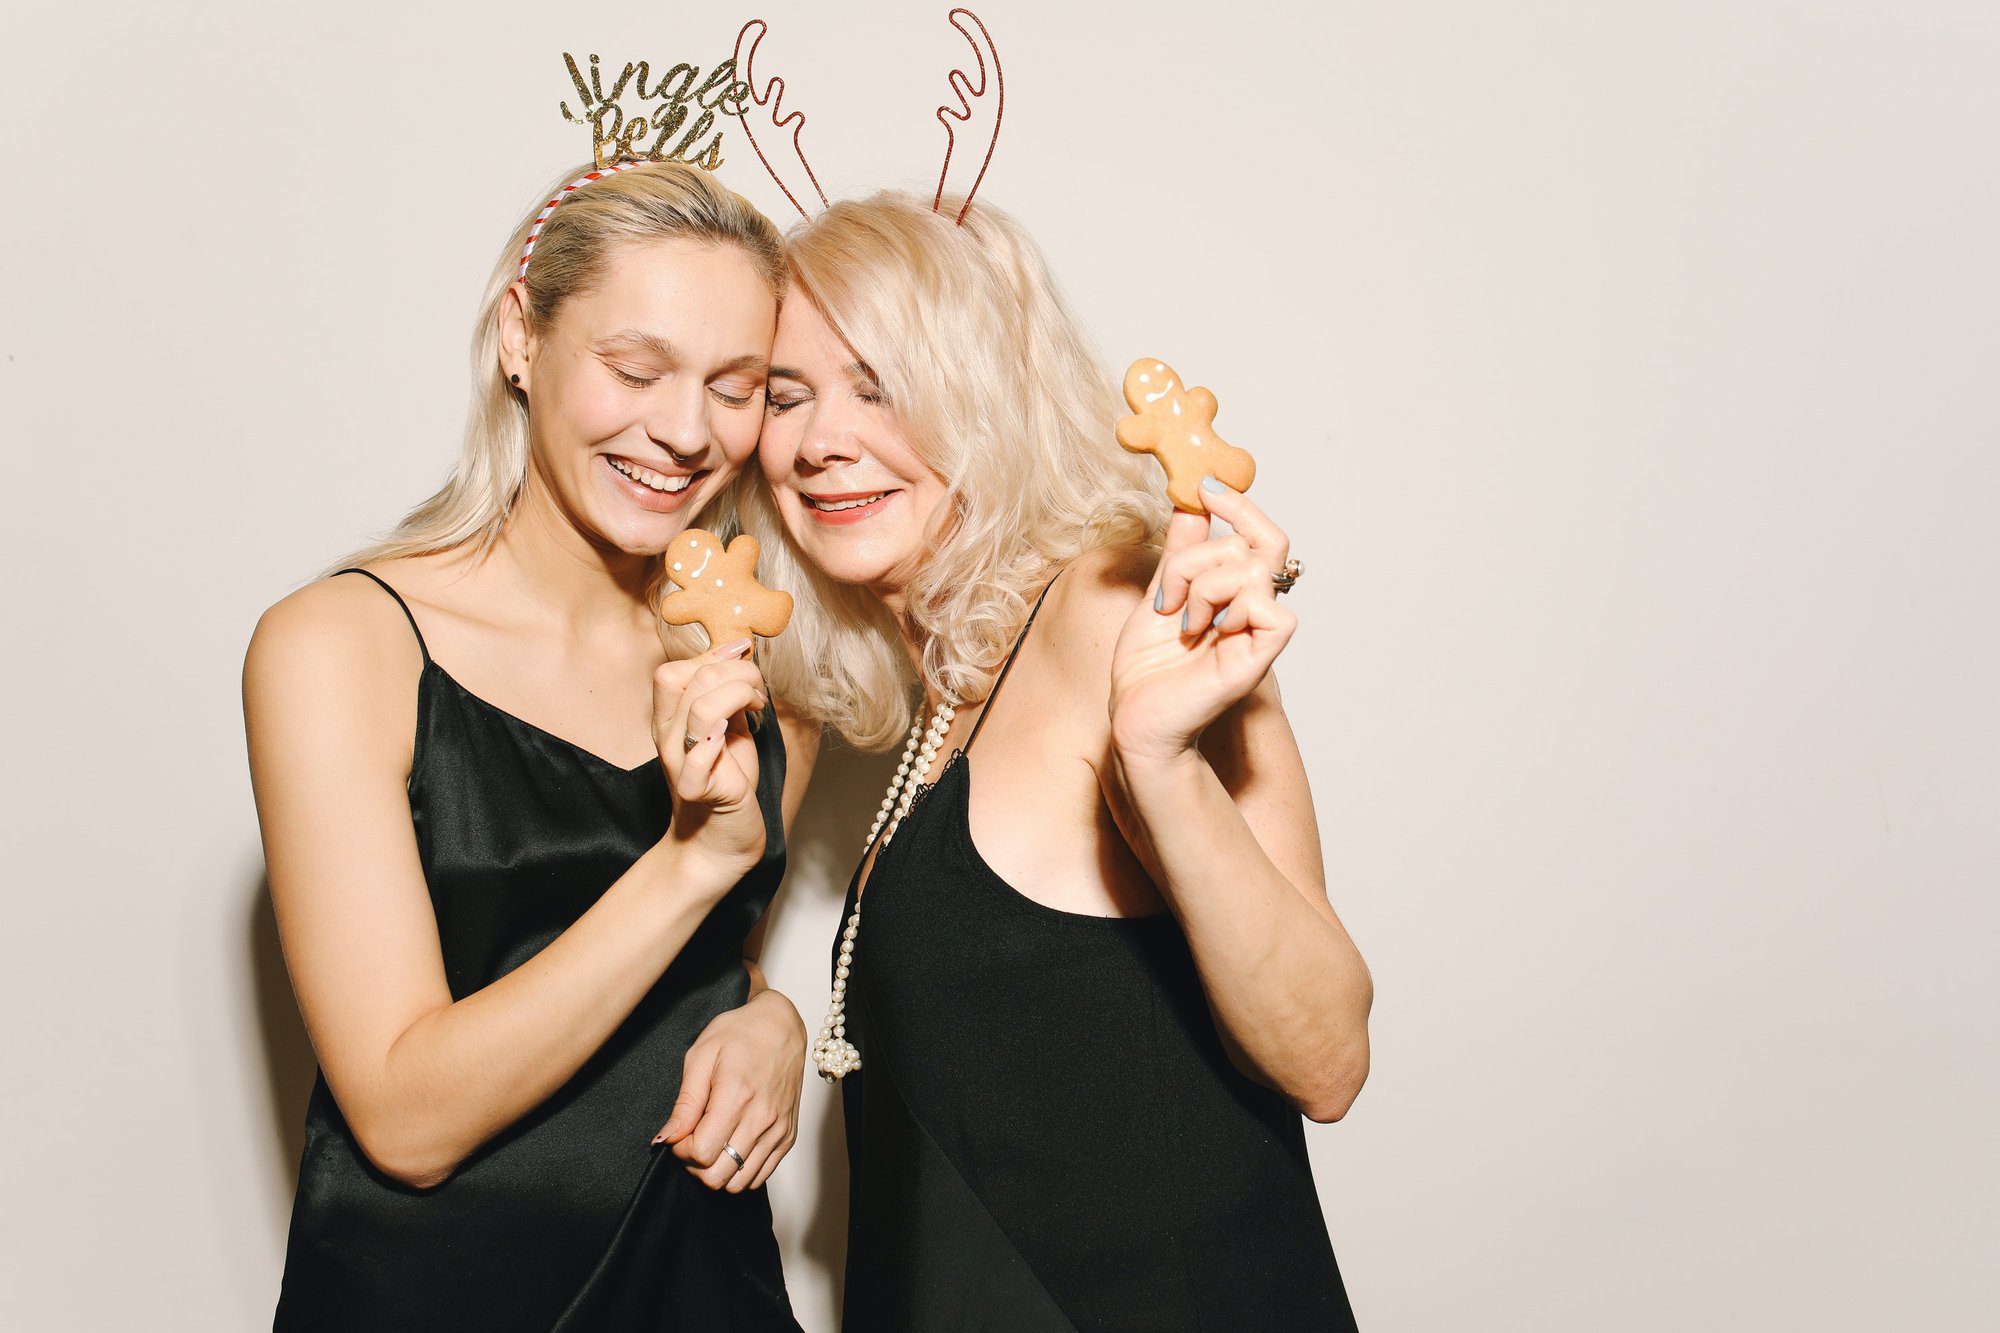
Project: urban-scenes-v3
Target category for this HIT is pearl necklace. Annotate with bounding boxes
[811,697,956,1081]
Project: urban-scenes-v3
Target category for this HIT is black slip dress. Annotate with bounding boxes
[836,576,1359,1331]
[272,569,801,1332]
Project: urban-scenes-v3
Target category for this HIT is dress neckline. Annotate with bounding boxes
[890,751,1173,930]
[425,660,662,777]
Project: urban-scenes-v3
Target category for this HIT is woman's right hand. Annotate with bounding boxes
[653,638,770,877]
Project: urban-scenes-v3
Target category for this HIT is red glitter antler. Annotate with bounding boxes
[731,18,829,223]
[932,8,1004,224]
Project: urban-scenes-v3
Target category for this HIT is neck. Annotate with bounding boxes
[871,579,936,700]
[486,475,657,634]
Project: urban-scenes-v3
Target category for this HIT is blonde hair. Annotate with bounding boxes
[333,161,784,632]
[747,191,1169,749]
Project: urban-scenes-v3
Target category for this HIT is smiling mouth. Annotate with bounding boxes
[801,491,894,512]
[608,457,701,493]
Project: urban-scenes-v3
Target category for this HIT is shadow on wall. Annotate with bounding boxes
[240,737,898,1302]
[248,875,313,1191]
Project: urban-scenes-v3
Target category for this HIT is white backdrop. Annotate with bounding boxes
[3,1,1996,1329]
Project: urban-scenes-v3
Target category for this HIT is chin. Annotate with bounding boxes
[812,543,916,592]
[586,504,700,558]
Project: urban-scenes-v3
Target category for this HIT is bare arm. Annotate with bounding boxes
[245,579,774,1188]
[1107,680,1372,1121]
[1093,492,1373,1122]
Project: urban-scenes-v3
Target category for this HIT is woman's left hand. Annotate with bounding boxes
[1108,482,1297,765]
[654,989,806,1192]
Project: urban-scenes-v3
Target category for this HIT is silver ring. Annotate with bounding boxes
[721,1143,745,1169]
[1272,557,1303,595]
[683,731,704,752]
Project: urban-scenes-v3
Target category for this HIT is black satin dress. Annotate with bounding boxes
[273,570,800,1332]
[836,577,1359,1331]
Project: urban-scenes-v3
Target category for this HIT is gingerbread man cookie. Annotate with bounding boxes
[1114,358,1257,513]
[660,530,794,647]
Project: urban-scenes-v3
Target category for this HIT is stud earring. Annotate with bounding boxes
[510,374,521,385]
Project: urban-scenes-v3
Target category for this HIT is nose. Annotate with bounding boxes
[647,379,710,463]
[798,407,863,471]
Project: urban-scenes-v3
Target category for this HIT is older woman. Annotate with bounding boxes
[747,192,1372,1331]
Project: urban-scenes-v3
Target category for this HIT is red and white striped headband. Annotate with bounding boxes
[516,161,647,280]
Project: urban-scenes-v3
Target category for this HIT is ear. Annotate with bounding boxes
[498,280,534,389]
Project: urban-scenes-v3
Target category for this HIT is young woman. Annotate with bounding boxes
[245,162,813,1331]
[746,192,1373,1330]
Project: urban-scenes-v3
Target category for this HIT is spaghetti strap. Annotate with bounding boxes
[964,572,1063,754]
[331,568,432,664]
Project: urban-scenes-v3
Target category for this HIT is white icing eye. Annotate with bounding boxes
[1138,373,1150,383]
[689,538,699,547]
[672,561,683,571]
[1152,362,1165,372]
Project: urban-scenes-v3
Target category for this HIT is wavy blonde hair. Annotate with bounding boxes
[333,161,786,658]
[745,191,1169,749]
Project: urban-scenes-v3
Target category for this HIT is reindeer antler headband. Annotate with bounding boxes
[520,10,1005,279]
[734,7,1005,225]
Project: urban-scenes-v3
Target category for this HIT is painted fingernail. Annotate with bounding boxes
[1201,477,1224,493]
[716,638,753,659]
[1154,587,1165,613]
[1214,609,1227,629]
[651,1129,670,1145]
[1180,608,1190,633]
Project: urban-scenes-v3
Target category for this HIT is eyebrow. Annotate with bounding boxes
[593,331,768,377]
[593,330,677,364]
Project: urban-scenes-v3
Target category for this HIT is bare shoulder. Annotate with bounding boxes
[1046,543,1153,634]
[243,570,427,768]
[1054,543,1155,608]
[246,570,424,689]
[980,545,1158,746]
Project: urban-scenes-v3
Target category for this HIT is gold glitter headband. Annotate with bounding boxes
[518,52,750,280]
[557,52,749,172]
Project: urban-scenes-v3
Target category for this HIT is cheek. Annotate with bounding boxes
[714,408,763,467]
[756,417,801,483]
[548,374,629,446]
[897,464,951,531]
